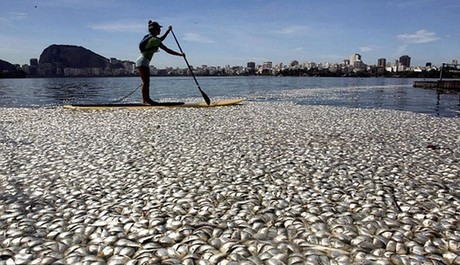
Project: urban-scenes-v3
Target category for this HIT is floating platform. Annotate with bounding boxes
[63,99,244,110]
[413,80,460,90]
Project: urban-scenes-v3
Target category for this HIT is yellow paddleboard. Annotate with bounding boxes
[64,99,243,110]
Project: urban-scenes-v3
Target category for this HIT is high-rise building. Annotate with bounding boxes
[399,55,411,68]
[30,58,38,66]
[378,58,386,68]
[350,53,362,64]
[262,61,272,69]
[350,53,364,68]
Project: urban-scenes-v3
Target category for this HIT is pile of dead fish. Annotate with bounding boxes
[1,102,459,264]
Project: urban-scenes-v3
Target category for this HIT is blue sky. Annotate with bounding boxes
[1,0,459,68]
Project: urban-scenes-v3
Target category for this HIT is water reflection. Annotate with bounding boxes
[434,89,460,117]
[296,81,460,118]
[0,76,459,117]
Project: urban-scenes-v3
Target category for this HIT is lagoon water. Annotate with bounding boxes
[0,76,459,117]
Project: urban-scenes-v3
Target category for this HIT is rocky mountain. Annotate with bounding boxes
[0,59,26,78]
[39,44,109,68]
[0,59,16,71]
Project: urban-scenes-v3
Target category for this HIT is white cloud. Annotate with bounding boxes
[90,20,144,33]
[275,25,308,35]
[359,46,375,52]
[0,12,27,24]
[183,32,215,44]
[397,44,408,53]
[10,12,28,18]
[397,29,439,44]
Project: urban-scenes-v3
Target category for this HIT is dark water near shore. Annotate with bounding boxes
[0,76,459,117]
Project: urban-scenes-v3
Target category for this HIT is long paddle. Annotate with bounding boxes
[171,29,211,105]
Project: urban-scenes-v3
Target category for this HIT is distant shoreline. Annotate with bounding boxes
[0,71,450,79]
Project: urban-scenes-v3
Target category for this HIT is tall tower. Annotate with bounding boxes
[350,53,362,64]
[378,58,386,68]
[30,58,38,66]
[350,53,363,68]
[399,55,411,68]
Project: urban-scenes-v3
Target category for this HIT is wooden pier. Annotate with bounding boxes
[413,63,460,90]
[413,80,460,90]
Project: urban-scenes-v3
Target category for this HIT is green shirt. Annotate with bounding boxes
[142,36,162,60]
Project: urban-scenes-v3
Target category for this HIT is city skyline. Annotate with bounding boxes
[21,48,457,70]
[1,0,459,68]
[7,42,460,78]
[6,44,459,77]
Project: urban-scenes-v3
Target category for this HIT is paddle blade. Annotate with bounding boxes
[200,88,211,105]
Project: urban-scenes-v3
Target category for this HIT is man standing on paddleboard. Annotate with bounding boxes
[136,20,185,105]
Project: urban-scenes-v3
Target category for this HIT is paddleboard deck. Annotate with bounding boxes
[64,99,243,110]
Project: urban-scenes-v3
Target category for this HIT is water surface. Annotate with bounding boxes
[0,76,459,117]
